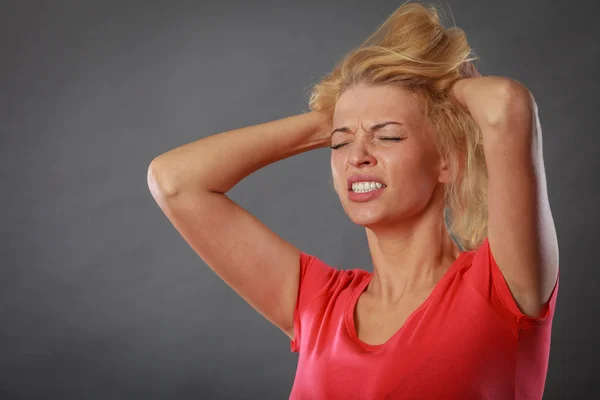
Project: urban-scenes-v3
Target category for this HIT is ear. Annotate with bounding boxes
[437,154,453,184]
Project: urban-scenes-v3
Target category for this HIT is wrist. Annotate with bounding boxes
[306,110,333,147]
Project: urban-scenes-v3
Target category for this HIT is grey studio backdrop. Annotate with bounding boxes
[2,0,598,399]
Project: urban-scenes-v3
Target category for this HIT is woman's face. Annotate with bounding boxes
[330,83,449,228]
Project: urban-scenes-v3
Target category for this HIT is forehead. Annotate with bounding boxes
[333,84,421,124]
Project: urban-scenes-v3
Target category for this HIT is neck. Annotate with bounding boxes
[364,193,461,306]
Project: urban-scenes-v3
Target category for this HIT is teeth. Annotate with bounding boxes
[351,181,384,193]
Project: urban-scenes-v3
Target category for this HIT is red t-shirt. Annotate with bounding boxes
[289,237,559,400]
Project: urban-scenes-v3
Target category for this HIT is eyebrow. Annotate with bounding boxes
[330,121,403,136]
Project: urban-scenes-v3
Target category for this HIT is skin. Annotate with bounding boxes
[451,69,558,318]
[330,83,461,309]
[329,63,559,320]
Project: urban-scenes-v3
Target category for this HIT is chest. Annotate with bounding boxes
[353,292,431,346]
[293,285,519,399]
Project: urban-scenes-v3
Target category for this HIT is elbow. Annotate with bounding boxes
[147,157,179,198]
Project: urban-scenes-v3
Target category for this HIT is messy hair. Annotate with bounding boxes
[309,1,488,251]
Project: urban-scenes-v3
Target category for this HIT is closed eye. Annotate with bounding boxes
[330,137,404,150]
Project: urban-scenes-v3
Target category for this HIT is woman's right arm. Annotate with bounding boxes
[147,111,331,340]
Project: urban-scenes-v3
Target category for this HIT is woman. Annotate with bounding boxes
[147,3,559,399]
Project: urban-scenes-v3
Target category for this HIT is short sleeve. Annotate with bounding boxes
[290,251,340,353]
[466,237,559,325]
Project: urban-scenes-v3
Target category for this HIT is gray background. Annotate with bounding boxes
[2,0,598,398]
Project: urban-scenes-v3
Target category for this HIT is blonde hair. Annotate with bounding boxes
[309,1,487,251]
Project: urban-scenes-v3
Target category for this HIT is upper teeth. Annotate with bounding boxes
[352,181,384,192]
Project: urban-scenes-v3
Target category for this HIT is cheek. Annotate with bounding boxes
[330,156,343,192]
[390,154,437,192]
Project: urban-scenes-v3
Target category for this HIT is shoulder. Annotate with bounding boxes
[299,252,368,294]
[460,238,558,323]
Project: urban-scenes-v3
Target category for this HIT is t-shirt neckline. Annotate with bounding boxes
[344,251,469,352]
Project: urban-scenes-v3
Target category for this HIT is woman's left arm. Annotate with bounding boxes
[451,71,559,318]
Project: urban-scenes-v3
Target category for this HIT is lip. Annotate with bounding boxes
[348,185,386,202]
[347,173,386,191]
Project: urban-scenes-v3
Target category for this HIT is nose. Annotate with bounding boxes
[348,135,377,167]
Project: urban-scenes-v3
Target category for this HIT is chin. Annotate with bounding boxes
[345,209,387,227]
